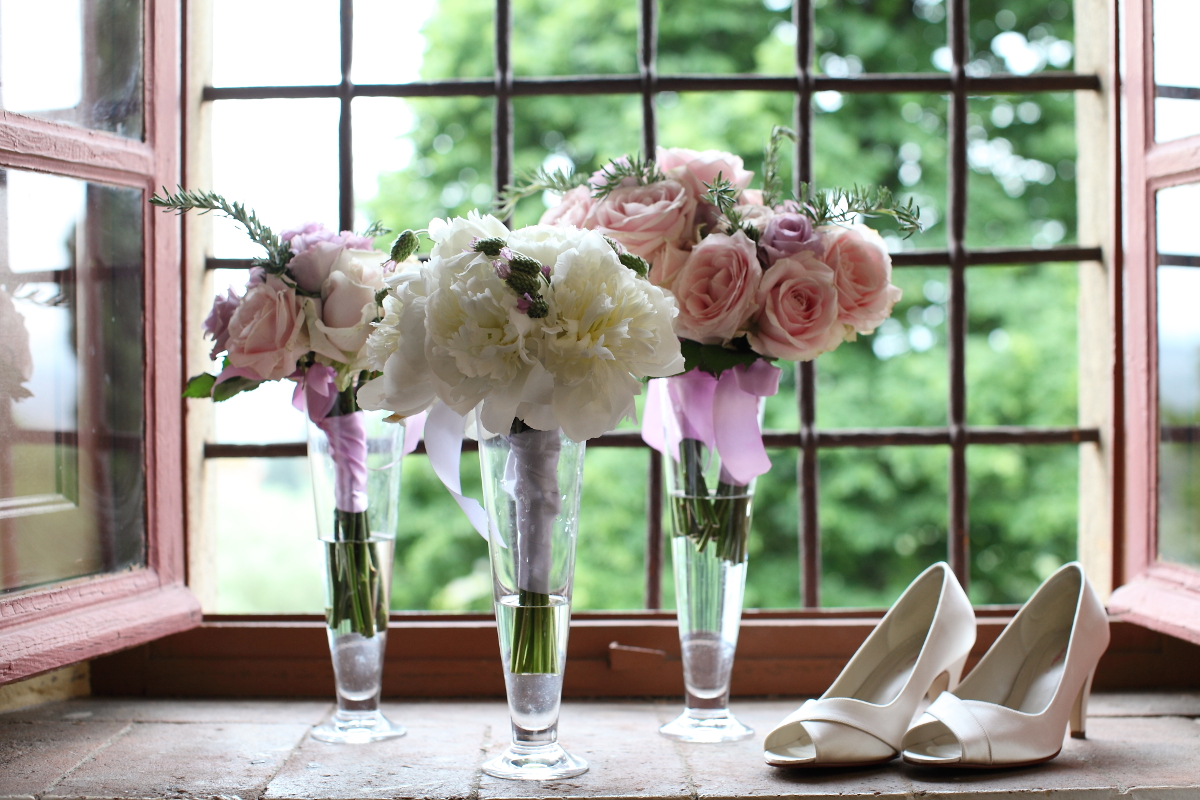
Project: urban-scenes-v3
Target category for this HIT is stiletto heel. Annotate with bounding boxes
[1070,669,1095,739]
[946,650,969,691]
[926,670,951,702]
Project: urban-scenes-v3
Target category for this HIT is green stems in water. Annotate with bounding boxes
[510,589,558,674]
[670,438,753,564]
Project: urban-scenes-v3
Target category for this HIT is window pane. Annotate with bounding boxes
[966,263,1077,427]
[658,0,792,75]
[211,0,340,87]
[969,444,1077,604]
[0,0,143,139]
[366,0,493,84]
[573,448,647,611]
[817,0,946,74]
[966,94,1077,249]
[657,91,794,182]
[819,447,948,608]
[0,169,145,593]
[817,268,948,429]
[1157,183,1200,570]
[1153,0,1200,143]
[211,98,341,258]
[512,0,637,77]
[968,0,1074,77]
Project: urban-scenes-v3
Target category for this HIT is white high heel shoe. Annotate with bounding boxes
[763,563,975,767]
[901,562,1109,768]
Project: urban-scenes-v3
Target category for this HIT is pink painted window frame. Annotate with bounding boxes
[0,0,200,685]
[1108,0,1200,646]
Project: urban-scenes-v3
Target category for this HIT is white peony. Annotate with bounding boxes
[427,210,509,260]
[358,264,438,416]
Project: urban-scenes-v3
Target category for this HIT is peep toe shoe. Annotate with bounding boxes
[763,563,975,768]
[901,562,1110,769]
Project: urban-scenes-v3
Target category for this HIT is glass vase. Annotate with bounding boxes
[308,408,405,744]
[479,421,588,780]
[659,373,758,743]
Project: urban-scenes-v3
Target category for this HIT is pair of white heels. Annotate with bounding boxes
[763,561,1110,769]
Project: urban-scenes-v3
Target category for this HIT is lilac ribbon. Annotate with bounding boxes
[291,363,339,423]
[316,411,370,513]
[642,361,782,486]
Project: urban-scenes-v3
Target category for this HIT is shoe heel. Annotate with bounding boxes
[947,651,969,691]
[926,652,970,702]
[1069,669,1095,739]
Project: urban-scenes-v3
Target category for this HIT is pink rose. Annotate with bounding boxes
[821,225,902,334]
[203,287,240,359]
[282,222,373,255]
[647,243,691,291]
[760,213,825,266]
[283,224,376,292]
[224,275,308,381]
[539,185,595,228]
[584,179,697,259]
[748,251,842,361]
[671,231,762,345]
[732,203,775,236]
[657,147,754,200]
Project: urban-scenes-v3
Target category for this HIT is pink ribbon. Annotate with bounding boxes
[316,411,370,513]
[291,363,339,423]
[642,361,781,486]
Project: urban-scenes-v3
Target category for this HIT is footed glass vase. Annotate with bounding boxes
[659,373,758,743]
[307,406,405,744]
[479,421,588,780]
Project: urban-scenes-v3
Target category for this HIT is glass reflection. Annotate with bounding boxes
[1157,183,1200,569]
[0,0,144,139]
[0,168,145,592]
[1154,0,1200,142]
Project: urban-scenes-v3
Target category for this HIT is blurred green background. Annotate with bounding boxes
[211,0,1080,613]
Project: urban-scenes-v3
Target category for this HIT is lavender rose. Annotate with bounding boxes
[203,287,240,359]
[283,223,376,293]
[748,251,843,361]
[671,231,762,345]
[821,224,902,335]
[760,213,825,266]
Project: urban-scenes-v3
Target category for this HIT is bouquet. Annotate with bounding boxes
[0,287,33,403]
[505,127,919,562]
[358,212,684,672]
[151,188,420,636]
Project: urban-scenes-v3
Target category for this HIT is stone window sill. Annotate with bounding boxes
[2,694,1197,799]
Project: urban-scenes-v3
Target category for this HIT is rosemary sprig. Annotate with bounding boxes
[360,220,392,239]
[762,125,798,208]
[150,187,294,272]
[590,151,665,199]
[495,166,588,220]
[798,182,923,238]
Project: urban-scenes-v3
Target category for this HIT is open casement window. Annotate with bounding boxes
[91,0,1200,699]
[1108,0,1200,645]
[0,0,199,685]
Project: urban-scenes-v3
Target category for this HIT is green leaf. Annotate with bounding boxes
[183,373,217,398]
[680,338,771,378]
[212,376,262,402]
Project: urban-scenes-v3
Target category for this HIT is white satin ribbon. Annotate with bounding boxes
[423,401,496,541]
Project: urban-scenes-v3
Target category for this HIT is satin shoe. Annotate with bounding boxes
[763,562,975,767]
[901,562,1109,768]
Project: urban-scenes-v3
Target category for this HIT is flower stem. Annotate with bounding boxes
[671,437,752,564]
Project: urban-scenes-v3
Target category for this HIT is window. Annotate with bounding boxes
[107,0,1133,697]
[0,0,198,684]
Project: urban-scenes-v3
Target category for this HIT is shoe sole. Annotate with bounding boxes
[765,755,898,769]
[901,748,1062,770]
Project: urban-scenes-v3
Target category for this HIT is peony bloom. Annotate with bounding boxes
[539,185,596,228]
[656,147,754,200]
[820,224,902,336]
[583,179,696,260]
[760,212,825,266]
[224,275,309,381]
[358,265,440,416]
[427,210,509,260]
[203,287,241,359]
[0,287,33,401]
[670,231,762,345]
[748,251,843,361]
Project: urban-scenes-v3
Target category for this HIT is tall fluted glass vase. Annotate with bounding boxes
[659,373,759,743]
[479,421,588,780]
[308,397,405,744]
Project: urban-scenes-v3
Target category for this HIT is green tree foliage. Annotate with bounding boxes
[366,0,1081,610]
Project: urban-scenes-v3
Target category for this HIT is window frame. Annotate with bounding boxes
[1108,0,1200,645]
[0,0,200,685]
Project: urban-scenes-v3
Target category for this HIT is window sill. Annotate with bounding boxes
[2,694,1197,799]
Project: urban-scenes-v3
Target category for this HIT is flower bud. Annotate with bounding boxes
[618,252,649,278]
[389,230,420,262]
[508,254,542,275]
[506,271,539,295]
[526,297,549,318]
[472,237,507,257]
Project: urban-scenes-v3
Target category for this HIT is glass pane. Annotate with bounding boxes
[1157,183,1200,569]
[969,444,1077,604]
[658,0,792,75]
[819,447,948,608]
[966,94,1077,249]
[0,0,143,139]
[210,98,340,258]
[967,263,1077,427]
[817,268,948,429]
[360,96,494,240]
[211,0,340,87]
[748,446,800,609]
[573,448,647,611]
[967,0,1074,77]
[0,168,145,593]
[1154,0,1200,143]
[813,93,948,252]
[816,0,947,74]
[512,0,637,77]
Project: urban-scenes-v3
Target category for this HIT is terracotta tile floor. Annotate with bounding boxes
[1,694,1197,799]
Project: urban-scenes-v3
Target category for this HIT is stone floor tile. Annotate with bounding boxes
[2,697,333,725]
[478,702,690,800]
[264,702,501,800]
[1089,692,1200,718]
[0,721,129,798]
[44,721,310,799]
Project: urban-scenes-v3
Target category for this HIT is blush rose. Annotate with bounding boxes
[224,275,309,381]
[584,179,697,259]
[539,185,595,228]
[748,251,842,361]
[821,224,902,335]
[671,230,762,345]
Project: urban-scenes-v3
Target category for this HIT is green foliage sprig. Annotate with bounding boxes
[360,220,392,239]
[799,183,922,238]
[762,125,797,208]
[702,173,760,241]
[494,166,588,220]
[150,187,293,273]
[590,151,664,199]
